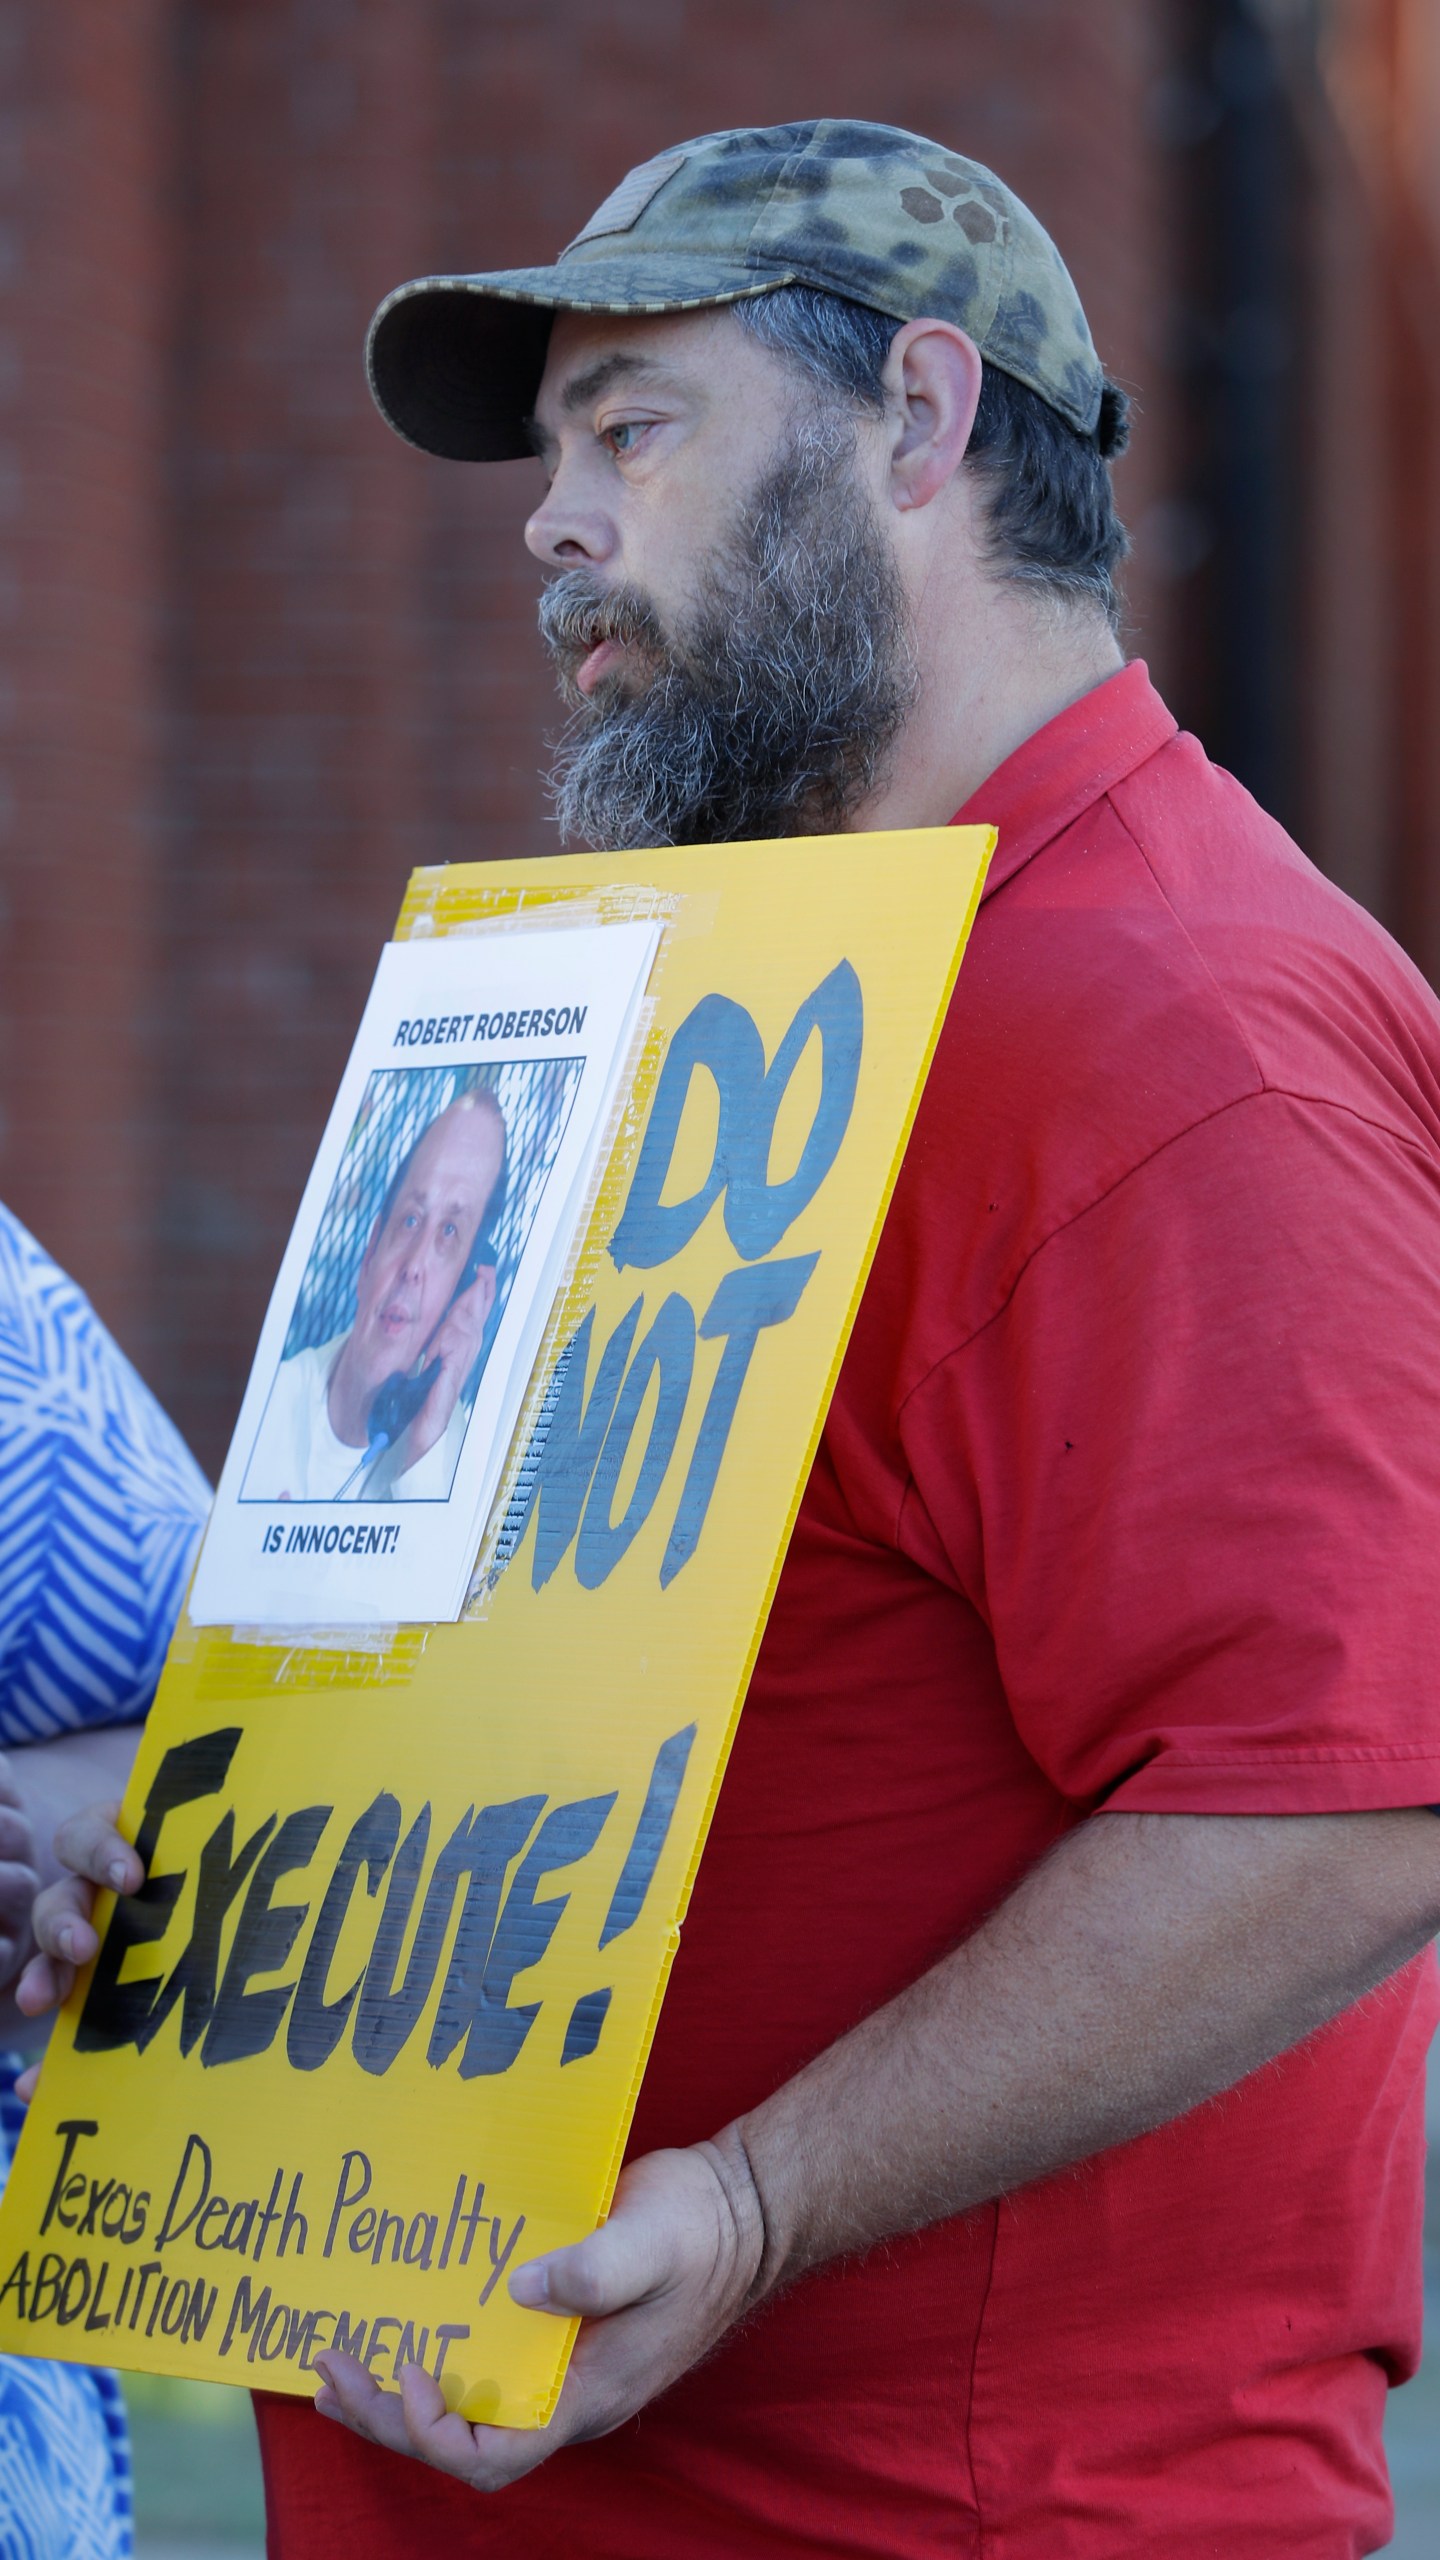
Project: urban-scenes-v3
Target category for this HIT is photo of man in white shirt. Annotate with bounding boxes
[244,1089,505,1502]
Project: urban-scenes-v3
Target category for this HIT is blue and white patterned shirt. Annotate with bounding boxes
[0,1204,210,2559]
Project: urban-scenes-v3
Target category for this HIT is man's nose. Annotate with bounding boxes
[524,465,617,568]
[399,1223,435,1281]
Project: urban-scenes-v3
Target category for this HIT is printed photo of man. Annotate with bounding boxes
[244,1088,506,1501]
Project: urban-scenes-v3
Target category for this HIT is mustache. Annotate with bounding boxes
[537,572,669,702]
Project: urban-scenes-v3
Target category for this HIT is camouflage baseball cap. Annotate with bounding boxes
[366,119,1106,462]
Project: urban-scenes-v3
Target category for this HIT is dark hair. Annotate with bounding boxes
[733,285,1131,630]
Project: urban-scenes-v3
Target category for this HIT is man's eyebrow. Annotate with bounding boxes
[525,350,677,452]
[560,352,668,414]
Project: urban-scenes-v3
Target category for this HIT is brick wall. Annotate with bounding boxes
[0,0,170,1353]
[4,0,1426,1478]
[151,1,442,1456]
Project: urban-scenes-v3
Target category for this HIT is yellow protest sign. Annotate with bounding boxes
[0,827,991,2424]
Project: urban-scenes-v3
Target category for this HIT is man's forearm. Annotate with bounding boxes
[729,1807,1440,2294]
[307,1801,1440,2488]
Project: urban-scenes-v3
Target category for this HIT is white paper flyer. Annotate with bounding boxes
[187,917,660,1627]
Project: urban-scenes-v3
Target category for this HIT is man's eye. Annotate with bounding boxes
[603,420,646,457]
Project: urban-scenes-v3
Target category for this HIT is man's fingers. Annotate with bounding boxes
[394,2363,503,2471]
[0,1806,32,1863]
[14,1948,75,2017]
[315,2354,415,2456]
[31,1874,101,1969]
[0,1855,39,1920]
[0,1858,40,1983]
[509,2211,668,2321]
[429,1275,493,1376]
[14,2061,39,2103]
[316,2356,523,2485]
[50,1803,140,1896]
[315,2354,570,2493]
[25,1800,142,1993]
[319,2146,762,2494]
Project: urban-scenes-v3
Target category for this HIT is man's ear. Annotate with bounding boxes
[882,320,984,515]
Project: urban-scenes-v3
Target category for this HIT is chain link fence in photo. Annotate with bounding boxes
[283,1058,585,1390]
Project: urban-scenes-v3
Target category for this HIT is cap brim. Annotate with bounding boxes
[366,262,791,462]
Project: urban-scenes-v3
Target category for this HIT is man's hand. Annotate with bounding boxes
[314,2138,764,2491]
[16,1796,1440,2497]
[0,1752,39,1992]
[326,1807,1440,2495]
[397,1269,496,1472]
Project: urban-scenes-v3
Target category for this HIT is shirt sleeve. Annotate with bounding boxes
[896,1088,1440,1814]
[0,1206,211,1739]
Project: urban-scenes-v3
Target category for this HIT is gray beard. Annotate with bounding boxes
[538,421,918,848]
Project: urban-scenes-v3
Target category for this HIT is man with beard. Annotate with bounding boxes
[535,395,919,847]
[28,123,1440,2560]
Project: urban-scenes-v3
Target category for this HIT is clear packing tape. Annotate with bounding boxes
[0,827,992,2423]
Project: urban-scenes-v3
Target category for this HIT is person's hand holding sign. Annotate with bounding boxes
[308,1805,1440,2499]
[12,1798,142,2080]
[314,2141,766,2490]
[0,1729,141,2047]
[17,1725,1440,2500]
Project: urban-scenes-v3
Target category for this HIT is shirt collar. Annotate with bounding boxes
[952,659,1178,898]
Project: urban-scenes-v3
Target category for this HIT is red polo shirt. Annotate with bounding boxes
[257,664,1440,2558]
